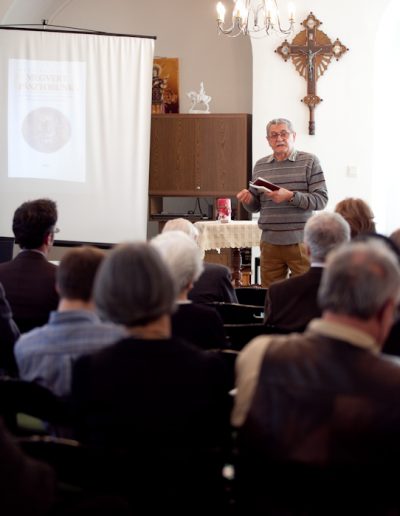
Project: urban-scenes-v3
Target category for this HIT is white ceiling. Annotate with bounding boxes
[0,0,72,25]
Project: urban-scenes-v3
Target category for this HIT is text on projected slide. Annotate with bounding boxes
[8,59,86,182]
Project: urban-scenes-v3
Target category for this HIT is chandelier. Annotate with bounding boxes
[216,0,295,37]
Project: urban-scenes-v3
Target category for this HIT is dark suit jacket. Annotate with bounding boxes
[264,266,323,331]
[0,251,59,333]
[0,283,20,376]
[189,262,238,304]
[172,302,226,350]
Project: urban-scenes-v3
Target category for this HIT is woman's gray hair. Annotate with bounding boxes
[162,218,199,242]
[94,242,176,327]
[151,230,204,294]
[304,212,351,262]
[266,118,295,136]
[318,240,400,319]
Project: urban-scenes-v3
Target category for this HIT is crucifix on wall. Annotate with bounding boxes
[275,12,348,135]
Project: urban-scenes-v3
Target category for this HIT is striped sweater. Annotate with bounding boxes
[244,149,328,245]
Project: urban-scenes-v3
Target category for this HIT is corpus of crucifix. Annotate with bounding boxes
[276,12,348,135]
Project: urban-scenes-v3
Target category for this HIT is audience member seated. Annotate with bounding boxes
[151,231,226,350]
[389,228,400,253]
[264,212,350,331]
[0,417,56,515]
[71,242,230,513]
[334,197,376,238]
[0,199,59,333]
[162,218,238,304]
[14,246,126,397]
[233,240,400,466]
[0,282,20,376]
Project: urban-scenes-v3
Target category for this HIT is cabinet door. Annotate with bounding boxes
[196,115,250,195]
[149,117,196,194]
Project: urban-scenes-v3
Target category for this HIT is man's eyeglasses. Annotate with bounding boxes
[268,130,292,140]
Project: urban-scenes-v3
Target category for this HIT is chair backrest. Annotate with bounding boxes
[263,324,306,335]
[224,324,266,351]
[235,453,400,515]
[209,348,239,390]
[20,435,229,514]
[235,287,267,307]
[206,302,264,325]
[0,377,72,434]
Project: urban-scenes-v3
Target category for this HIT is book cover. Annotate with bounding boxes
[249,177,280,192]
[8,58,86,182]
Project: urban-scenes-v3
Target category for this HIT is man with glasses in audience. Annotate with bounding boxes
[0,198,59,333]
[237,118,328,287]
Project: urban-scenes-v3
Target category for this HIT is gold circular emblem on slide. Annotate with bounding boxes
[22,107,71,153]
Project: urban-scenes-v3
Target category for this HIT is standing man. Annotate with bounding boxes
[237,118,328,287]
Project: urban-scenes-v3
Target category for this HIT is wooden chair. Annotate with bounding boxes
[209,348,239,390]
[206,302,264,325]
[263,324,307,335]
[224,323,266,351]
[234,454,400,515]
[0,376,73,435]
[235,287,267,307]
[20,435,230,515]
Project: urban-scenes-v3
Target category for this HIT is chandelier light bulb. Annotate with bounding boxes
[216,2,226,22]
[216,0,295,37]
[288,1,295,21]
[233,0,247,21]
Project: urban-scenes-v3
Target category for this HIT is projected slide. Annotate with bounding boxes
[8,59,86,182]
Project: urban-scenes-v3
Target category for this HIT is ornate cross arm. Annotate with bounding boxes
[275,12,348,135]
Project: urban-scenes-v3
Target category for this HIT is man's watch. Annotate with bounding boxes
[289,192,296,203]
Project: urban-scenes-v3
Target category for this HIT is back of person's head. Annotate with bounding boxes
[151,230,204,294]
[12,198,58,249]
[389,228,400,253]
[318,240,400,320]
[94,242,176,327]
[304,212,350,262]
[355,232,400,264]
[57,246,106,302]
[162,218,199,242]
[334,197,375,239]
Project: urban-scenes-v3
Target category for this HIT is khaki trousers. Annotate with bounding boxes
[260,241,310,288]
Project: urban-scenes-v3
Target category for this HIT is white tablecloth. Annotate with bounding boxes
[194,220,261,255]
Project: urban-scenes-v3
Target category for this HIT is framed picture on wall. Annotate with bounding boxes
[152,57,179,114]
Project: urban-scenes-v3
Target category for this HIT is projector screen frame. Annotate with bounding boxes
[0,24,156,41]
[0,25,156,246]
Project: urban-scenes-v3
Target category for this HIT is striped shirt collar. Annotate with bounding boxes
[266,148,298,163]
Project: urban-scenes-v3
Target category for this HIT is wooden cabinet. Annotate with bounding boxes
[149,113,252,197]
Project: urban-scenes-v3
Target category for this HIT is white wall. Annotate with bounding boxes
[51,0,253,114]
[251,0,391,230]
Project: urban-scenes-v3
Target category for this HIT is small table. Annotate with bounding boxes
[194,220,262,286]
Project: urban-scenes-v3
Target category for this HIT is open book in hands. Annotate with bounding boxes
[249,177,280,193]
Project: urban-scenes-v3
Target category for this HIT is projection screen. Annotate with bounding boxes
[0,27,155,244]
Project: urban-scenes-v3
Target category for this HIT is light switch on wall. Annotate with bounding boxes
[346,165,358,177]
